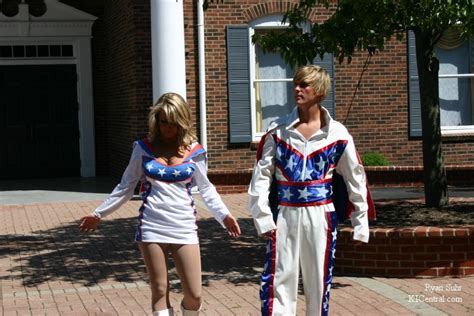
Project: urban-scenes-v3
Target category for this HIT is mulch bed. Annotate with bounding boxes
[364,200,474,227]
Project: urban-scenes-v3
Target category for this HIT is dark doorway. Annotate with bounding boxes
[0,65,80,179]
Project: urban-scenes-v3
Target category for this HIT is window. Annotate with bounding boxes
[250,26,294,136]
[408,30,474,137]
[0,44,74,59]
[226,16,335,143]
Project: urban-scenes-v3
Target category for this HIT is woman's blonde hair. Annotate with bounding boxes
[148,92,197,148]
[293,65,331,99]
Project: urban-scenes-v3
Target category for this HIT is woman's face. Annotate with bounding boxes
[158,111,179,142]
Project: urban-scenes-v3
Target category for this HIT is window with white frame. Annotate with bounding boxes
[226,17,334,143]
[408,30,474,137]
[250,24,295,137]
[436,29,474,133]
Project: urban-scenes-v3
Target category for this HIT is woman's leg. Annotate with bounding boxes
[170,244,202,311]
[138,242,172,313]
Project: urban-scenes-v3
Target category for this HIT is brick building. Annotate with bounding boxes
[0,0,473,191]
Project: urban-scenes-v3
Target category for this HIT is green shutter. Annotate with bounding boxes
[408,31,422,137]
[226,25,251,143]
[313,54,335,117]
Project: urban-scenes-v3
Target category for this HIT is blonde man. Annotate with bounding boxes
[248,65,370,316]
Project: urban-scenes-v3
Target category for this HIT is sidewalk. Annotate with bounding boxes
[1,184,473,315]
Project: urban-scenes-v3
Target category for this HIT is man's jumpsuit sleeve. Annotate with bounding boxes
[248,133,278,236]
[335,136,370,243]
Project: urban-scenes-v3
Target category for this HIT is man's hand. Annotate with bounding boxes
[261,229,276,240]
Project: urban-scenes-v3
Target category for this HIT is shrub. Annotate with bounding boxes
[360,152,391,166]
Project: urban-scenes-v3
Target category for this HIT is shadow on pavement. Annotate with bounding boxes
[0,217,273,288]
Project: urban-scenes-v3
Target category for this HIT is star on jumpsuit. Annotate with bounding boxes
[315,186,327,198]
[286,155,298,171]
[298,187,311,201]
[172,169,181,177]
[303,167,314,180]
[315,156,326,171]
[281,187,293,200]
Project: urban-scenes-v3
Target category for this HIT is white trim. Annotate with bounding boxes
[439,73,474,78]
[0,1,97,177]
[441,125,474,136]
[254,78,293,83]
[197,0,207,153]
[249,15,291,140]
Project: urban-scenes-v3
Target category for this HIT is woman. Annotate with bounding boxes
[80,92,241,316]
[248,65,371,316]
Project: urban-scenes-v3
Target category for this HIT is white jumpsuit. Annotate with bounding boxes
[93,139,230,244]
[248,107,370,316]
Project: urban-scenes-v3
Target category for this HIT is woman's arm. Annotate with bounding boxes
[93,141,144,218]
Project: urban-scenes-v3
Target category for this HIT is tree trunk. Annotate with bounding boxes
[415,31,448,207]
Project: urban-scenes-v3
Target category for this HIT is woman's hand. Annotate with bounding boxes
[223,214,241,238]
[79,214,101,232]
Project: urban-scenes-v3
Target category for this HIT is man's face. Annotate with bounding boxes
[294,80,318,108]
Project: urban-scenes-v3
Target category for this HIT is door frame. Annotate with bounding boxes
[0,1,97,177]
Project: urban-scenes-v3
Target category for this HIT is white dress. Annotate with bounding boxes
[93,139,230,244]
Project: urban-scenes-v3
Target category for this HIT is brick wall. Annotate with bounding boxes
[190,0,474,174]
[336,226,474,277]
[79,0,474,180]
[92,0,152,179]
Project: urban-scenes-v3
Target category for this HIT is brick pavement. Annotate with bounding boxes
[1,193,473,315]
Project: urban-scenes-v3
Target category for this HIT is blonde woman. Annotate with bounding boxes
[80,92,241,316]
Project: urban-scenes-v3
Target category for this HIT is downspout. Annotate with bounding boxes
[197,0,207,151]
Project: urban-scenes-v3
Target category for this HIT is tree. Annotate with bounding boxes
[253,0,474,207]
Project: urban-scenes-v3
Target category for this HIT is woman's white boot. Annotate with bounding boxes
[180,303,201,315]
[152,307,174,316]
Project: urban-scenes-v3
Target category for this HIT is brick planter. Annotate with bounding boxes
[335,226,474,277]
[365,165,474,187]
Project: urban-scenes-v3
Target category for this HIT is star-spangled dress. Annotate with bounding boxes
[93,139,230,244]
[248,106,370,316]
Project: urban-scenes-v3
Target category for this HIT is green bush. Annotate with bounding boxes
[360,152,391,166]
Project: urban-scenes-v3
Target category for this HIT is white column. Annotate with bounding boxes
[150,0,187,102]
[197,0,207,150]
[77,37,96,177]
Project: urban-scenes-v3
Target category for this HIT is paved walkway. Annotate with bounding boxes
[1,183,473,315]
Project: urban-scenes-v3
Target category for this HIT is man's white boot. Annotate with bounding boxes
[152,307,174,316]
